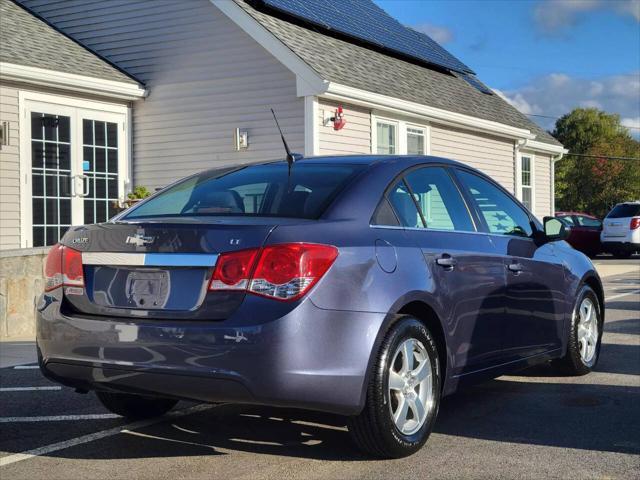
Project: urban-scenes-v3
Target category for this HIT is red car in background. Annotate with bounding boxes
[554,212,603,257]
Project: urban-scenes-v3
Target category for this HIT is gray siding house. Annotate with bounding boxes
[1,0,567,251]
[0,0,565,336]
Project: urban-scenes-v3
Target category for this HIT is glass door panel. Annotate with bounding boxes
[82,119,120,224]
[30,112,73,247]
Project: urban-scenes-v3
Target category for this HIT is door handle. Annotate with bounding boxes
[436,254,457,270]
[507,262,524,274]
[73,174,90,197]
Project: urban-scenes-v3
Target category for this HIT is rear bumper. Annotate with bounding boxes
[37,297,386,415]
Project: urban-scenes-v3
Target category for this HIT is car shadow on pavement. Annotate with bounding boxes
[512,343,640,377]
[434,378,640,456]
[11,373,638,464]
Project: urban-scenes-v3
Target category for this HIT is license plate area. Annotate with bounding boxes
[125,270,170,309]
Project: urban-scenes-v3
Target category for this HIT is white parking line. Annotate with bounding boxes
[605,289,640,302]
[0,386,61,392]
[0,414,119,423]
[13,365,39,370]
[0,403,215,467]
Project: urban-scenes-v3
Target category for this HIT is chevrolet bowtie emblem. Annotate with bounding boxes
[125,234,155,247]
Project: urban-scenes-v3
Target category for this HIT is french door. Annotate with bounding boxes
[24,100,127,247]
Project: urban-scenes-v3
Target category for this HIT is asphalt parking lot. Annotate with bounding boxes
[1,260,638,479]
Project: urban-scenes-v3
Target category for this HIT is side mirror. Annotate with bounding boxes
[543,216,570,242]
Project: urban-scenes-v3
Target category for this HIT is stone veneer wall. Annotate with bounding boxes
[0,247,49,339]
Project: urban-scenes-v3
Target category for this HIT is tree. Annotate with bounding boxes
[552,108,640,217]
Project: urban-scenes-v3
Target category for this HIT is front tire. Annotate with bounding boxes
[553,285,603,375]
[96,391,178,420]
[348,317,441,458]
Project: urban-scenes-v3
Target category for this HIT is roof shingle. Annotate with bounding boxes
[237,1,560,146]
[0,0,140,85]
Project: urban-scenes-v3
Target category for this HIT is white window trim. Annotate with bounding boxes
[516,152,535,215]
[18,91,131,248]
[372,114,430,155]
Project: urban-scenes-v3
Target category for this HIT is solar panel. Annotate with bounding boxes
[458,73,493,95]
[259,0,474,74]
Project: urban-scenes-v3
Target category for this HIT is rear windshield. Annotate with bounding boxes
[122,163,364,220]
[607,204,640,218]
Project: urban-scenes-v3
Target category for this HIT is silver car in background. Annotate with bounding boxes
[601,201,640,258]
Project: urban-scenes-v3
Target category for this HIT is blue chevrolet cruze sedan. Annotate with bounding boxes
[37,156,604,458]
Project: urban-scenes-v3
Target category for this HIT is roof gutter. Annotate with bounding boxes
[519,138,568,156]
[324,82,540,143]
[0,62,147,101]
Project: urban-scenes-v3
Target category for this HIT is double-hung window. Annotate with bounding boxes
[406,127,426,155]
[376,120,397,154]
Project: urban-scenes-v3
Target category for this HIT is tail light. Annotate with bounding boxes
[630,218,640,230]
[44,244,64,291]
[209,243,338,301]
[209,248,260,291]
[44,244,85,292]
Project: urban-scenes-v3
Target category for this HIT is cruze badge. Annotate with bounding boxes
[125,234,155,247]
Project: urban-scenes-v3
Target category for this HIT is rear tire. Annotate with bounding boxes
[552,285,602,376]
[614,250,632,259]
[348,316,441,458]
[96,391,178,420]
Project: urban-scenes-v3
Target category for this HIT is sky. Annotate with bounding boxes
[374,0,640,136]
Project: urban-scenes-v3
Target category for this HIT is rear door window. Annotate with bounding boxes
[403,167,475,231]
[123,163,364,220]
[457,170,533,237]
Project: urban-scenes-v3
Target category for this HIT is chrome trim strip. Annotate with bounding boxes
[82,252,145,266]
[82,252,218,267]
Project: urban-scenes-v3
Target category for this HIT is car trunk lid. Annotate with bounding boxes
[61,219,278,318]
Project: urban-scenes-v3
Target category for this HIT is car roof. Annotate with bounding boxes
[556,211,598,218]
[260,154,468,167]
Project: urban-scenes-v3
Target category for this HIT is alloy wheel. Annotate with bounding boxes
[387,338,435,435]
[577,297,598,363]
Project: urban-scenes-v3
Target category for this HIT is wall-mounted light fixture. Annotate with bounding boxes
[234,128,249,151]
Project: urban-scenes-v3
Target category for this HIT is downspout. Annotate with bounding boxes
[550,151,565,216]
[514,139,527,198]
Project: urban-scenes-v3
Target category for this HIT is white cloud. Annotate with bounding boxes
[498,72,640,135]
[617,0,640,20]
[493,89,540,115]
[533,0,640,34]
[412,23,454,44]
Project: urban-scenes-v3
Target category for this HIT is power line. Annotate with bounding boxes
[526,113,640,131]
[565,152,640,161]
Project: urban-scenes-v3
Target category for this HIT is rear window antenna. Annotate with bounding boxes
[270,108,302,175]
